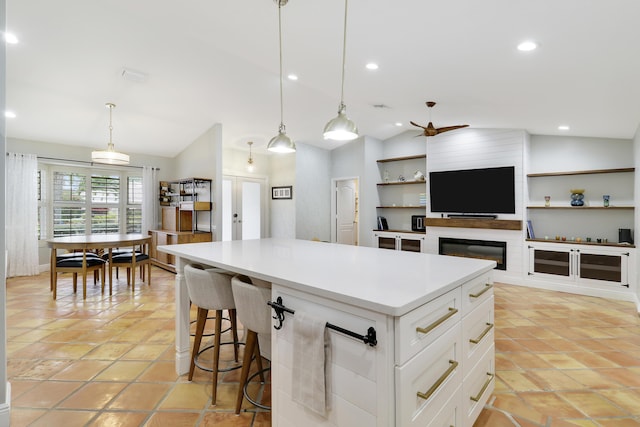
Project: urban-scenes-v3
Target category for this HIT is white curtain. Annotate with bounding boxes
[142,166,159,235]
[6,153,39,277]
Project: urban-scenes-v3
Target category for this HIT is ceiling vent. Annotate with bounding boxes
[121,68,148,83]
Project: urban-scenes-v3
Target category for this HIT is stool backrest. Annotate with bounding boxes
[184,264,235,311]
[231,276,272,336]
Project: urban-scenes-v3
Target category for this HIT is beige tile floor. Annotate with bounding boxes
[5,267,640,426]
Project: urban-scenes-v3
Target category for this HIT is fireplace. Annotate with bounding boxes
[439,237,507,270]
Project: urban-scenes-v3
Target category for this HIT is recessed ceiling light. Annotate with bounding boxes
[287,74,298,81]
[558,125,570,131]
[5,111,16,118]
[395,122,403,127]
[4,32,18,44]
[517,41,538,51]
[365,63,379,70]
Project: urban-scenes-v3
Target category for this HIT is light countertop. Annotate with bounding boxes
[158,238,495,316]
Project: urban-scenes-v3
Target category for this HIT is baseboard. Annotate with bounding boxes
[0,382,11,426]
[516,278,638,306]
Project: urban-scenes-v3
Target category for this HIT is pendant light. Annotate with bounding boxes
[323,0,358,141]
[247,141,255,172]
[267,0,296,153]
[91,103,130,165]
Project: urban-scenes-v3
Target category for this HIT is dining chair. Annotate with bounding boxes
[52,249,106,300]
[107,241,151,293]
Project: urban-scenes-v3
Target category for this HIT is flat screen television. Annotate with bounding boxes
[429,166,515,214]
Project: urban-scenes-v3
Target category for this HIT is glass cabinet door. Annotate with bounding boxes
[532,248,571,277]
[400,238,421,252]
[578,252,624,283]
[377,236,396,250]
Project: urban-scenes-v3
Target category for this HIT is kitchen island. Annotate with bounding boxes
[158,238,496,427]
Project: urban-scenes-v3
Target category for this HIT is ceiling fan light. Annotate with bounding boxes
[323,104,358,141]
[267,126,296,153]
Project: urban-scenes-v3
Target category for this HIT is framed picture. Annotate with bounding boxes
[272,185,292,200]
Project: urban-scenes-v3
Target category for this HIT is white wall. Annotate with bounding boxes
[634,124,640,306]
[295,143,331,241]
[270,151,296,238]
[174,124,222,238]
[0,0,10,419]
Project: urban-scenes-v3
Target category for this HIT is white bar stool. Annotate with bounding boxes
[231,275,272,413]
[184,264,241,405]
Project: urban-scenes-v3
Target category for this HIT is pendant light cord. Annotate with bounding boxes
[339,0,349,106]
[278,2,285,130]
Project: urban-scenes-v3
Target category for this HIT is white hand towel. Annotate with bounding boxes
[291,311,330,417]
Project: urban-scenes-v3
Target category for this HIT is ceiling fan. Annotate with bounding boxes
[410,101,469,137]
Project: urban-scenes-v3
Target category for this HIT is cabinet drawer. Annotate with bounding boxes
[396,287,462,365]
[396,323,462,427]
[462,296,495,379]
[461,272,493,315]
[426,385,462,427]
[463,344,495,426]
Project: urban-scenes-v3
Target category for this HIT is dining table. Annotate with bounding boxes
[47,233,152,295]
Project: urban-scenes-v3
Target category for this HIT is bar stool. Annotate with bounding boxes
[184,264,241,405]
[231,275,272,413]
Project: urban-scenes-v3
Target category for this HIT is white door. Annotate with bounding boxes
[335,178,358,245]
[222,176,265,241]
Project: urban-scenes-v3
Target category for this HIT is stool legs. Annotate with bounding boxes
[235,329,259,414]
[189,307,208,381]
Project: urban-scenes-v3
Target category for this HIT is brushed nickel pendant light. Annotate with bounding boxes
[247,141,255,172]
[323,0,358,141]
[267,0,296,153]
[91,103,130,165]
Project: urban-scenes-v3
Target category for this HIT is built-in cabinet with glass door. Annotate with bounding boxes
[525,168,635,293]
[373,154,427,252]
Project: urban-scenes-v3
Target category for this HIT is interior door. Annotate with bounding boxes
[222,175,265,241]
[335,178,358,245]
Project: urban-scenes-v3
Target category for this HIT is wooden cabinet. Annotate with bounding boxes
[149,230,212,273]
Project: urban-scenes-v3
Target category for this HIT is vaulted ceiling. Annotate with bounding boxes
[6,0,640,158]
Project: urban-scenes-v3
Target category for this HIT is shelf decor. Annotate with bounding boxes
[570,189,585,206]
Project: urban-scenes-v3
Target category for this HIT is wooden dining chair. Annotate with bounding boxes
[52,249,107,299]
[107,240,151,293]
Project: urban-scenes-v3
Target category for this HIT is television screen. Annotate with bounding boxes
[429,166,515,214]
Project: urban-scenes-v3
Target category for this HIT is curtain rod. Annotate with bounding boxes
[6,153,160,170]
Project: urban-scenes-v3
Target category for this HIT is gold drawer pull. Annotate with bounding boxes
[416,308,458,334]
[417,360,459,401]
[469,323,494,344]
[470,372,495,402]
[469,284,493,298]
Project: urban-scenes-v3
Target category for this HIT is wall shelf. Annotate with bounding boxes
[376,154,426,163]
[527,167,634,177]
[377,180,425,186]
[526,238,635,249]
[377,206,426,209]
[527,206,634,210]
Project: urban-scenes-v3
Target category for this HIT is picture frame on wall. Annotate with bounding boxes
[272,185,293,200]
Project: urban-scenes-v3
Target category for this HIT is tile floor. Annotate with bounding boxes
[5,267,640,426]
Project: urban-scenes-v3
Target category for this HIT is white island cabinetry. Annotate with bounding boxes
[158,239,495,427]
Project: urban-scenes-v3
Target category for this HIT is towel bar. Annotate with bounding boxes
[267,296,377,347]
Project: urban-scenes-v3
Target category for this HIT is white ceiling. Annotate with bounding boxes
[6,0,640,158]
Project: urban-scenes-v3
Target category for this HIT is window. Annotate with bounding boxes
[42,165,143,238]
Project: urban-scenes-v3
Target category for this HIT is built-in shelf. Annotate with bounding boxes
[377,180,425,186]
[527,167,634,177]
[527,206,634,210]
[526,238,635,249]
[376,154,426,163]
[425,218,522,231]
[372,229,425,235]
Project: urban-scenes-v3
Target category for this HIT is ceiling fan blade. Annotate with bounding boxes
[410,121,427,130]
[435,124,469,134]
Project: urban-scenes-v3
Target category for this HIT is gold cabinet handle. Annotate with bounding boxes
[417,360,459,400]
[470,372,495,402]
[469,323,494,344]
[416,308,458,334]
[469,284,493,298]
